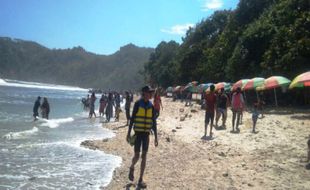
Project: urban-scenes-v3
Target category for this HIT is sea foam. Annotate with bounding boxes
[39,117,74,128]
[3,127,39,140]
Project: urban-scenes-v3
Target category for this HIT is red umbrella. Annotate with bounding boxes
[232,79,250,91]
[243,78,265,91]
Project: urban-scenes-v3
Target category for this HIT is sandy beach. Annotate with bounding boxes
[82,97,310,190]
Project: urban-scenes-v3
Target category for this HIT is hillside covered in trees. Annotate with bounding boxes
[144,0,310,88]
[0,37,153,90]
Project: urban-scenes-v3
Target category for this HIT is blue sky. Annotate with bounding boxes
[0,0,238,55]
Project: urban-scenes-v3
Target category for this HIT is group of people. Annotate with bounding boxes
[32,96,50,121]
[82,91,133,121]
[204,85,264,137]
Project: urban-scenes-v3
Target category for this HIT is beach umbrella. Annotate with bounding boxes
[232,79,250,91]
[257,76,291,106]
[174,86,181,92]
[215,82,232,92]
[166,87,174,92]
[184,81,199,93]
[243,77,265,91]
[289,71,310,89]
[198,83,213,92]
[184,84,198,93]
[264,76,291,89]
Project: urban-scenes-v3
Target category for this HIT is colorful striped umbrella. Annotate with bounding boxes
[232,79,250,91]
[184,82,199,93]
[215,82,232,91]
[256,76,291,106]
[263,76,291,89]
[289,71,310,89]
[198,83,212,92]
[166,87,174,92]
[243,77,265,91]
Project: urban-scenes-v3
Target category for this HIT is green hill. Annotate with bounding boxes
[0,37,153,90]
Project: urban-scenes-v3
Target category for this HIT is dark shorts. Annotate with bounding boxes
[205,112,214,125]
[154,109,160,119]
[134,132,150,153]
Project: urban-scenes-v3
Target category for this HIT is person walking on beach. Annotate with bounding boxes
[33,96,41,121]
[126,86,158,188]
[89,92,97,118]
[252,102,260,133]
[215,88,229,128]
[231,87,245,132]
[41,97,50,119]
[205,85,217,137]
[125,91,132,125]
[153,88,163,119]
[115,93,121,121]
[99,94,107,117]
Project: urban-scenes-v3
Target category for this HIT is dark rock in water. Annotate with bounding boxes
[86,182,94,186]
[81,140,93,146]
[166,137,171,142]
[28,177,36,181]
[172,129,177,132]
[248,183,254,187]
[223,173,229,177]
[306,163,310,170]
[180,117,185,121]
[176,126,182,129]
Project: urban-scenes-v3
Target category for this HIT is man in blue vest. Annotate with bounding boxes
[127,86,158,188]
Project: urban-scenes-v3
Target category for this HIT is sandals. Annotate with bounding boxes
[138,179,147,188]
[128,167,134,181]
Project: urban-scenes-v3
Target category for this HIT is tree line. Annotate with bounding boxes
[144,0,310,88]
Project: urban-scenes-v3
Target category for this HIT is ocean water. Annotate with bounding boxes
[0,79,121,190]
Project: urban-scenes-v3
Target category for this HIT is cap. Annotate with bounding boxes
[142,86,154,93]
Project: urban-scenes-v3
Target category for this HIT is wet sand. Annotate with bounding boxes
[82,97,310,189]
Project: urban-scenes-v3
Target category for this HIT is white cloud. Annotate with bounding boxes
[202,0,223,11]
[161,23,194,35]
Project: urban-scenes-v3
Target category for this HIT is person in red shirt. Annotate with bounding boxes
[205,85,217,137]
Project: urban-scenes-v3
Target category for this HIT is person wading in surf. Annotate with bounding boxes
[126,86,158,188]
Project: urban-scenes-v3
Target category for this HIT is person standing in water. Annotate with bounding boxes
[99,94,107,117]
[41,97,50,119]
[153,88,163,119]
[127,86,158,188]
[89,92,97,118]
[231,87,245,132]
[33,96,41,121]
[106,93,115,122]
[125,91,132,125]
[204,85,217,137]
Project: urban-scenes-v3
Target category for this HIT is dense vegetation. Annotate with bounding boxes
[0,37,153,90]
[144,0,310,88]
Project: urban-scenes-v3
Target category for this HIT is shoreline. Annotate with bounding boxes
[82,97,310,189]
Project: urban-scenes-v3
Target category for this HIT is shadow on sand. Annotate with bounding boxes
[125,182,146,190]
[214,125,226,131]
[112,124,128,130]
[201,135,214,141]
[290,115,310,120]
